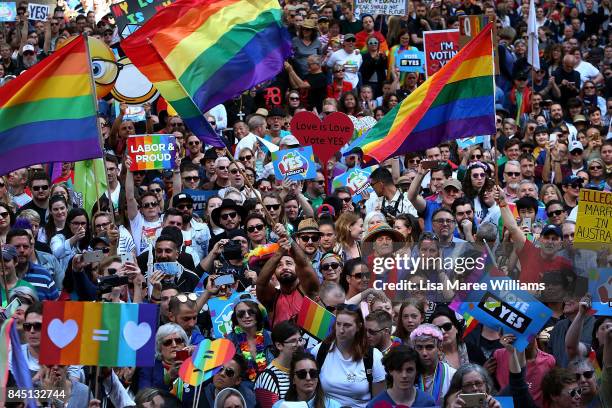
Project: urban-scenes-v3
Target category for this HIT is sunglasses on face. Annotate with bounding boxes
[351,272,370,280]
[183,176,200,182]
[437,322,453,332]
[219,366,235,378]
[23,322,42,332]
[220,211,237,220]
[0,211,9,219]
[236,309,256,319]
[170,122,184,128]
[141,201,158,209]
[334,69,345,73]
[239,155,253,161]
[177,203,193,210]
[321,262,340,271]
[366,327,387,335]
[505,172,521,177]
[547,209,564,217]
[32,185,49,191]
[299,234,320,243]
[188,140,200,146]
[265,204,281,211]
[340,197,351,203]
[0,182,5,188]
[150,188,163,194]
[247,224,265,233]
[472,173,486,179]
[575,370,595,380]
[295,369,318,380]
[162,337,185,347]
[590,165,603,170]
[230,169,240,174]
[471,154,482,160]
[289,97,300,101]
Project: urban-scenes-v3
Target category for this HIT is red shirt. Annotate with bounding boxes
[272,288,304,327]
[326,81,353,100]
[516,240,572,283]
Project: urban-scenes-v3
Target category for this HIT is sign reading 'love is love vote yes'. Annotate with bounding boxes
[40,301,158,367]
[290,111,354,165]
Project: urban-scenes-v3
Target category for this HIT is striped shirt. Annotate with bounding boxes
[23,262,59,300]
[254,360,291,408]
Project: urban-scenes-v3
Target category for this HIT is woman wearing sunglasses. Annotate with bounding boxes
[254,321,305,408]
[227,300,274,384]
[319,252,343,284]
[272,351,342,408]
[430,307,469,370]
[311,303,385,407]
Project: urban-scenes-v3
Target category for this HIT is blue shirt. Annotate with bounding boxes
[24,262,59,300]
[367,389,437,407]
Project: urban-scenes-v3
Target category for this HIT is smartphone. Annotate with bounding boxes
[121,253,134,264]
[549,133,558,143]
[460,393,487,408]
[154,262,182,277]
[421,160,439,170]
[215,274,235,287]
[0,297,22,320]
[175,350,189,362]
[521,217,532,229]
[83,250,104,263]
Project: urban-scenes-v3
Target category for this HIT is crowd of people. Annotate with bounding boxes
[1,0,612,406]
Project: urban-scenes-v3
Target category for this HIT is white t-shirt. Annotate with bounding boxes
[129,212,161,255]
[311,342,385,408]
[575,60,601,84]
[326,49,363,88]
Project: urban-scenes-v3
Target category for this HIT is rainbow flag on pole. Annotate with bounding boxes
[346,23,496,165]
[121,0,292,147]
[0,36,101,175]
[297,297,335,340]
[40,301,158,367]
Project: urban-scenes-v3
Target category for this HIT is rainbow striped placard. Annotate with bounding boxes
[40,302,158,367]
[127,134,177,171]
[179,338,235,386]
[296,297,335,340]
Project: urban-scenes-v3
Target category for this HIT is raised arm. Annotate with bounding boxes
[406,164,428,213]
[495,185,526,252]
[565,294,591,361]
[124,156,138,221]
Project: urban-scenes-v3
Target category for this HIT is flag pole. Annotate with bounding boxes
[490,25,500,187]
[83,33,116,225]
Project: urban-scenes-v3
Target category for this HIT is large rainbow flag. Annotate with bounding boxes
[121,0,292,147]
[346,24,496,165]
[0,36,101,175]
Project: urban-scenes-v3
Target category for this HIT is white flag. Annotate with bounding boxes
[527,0,540,70]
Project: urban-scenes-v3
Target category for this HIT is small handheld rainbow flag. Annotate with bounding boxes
[40,301,158,367]
[127,134,177,171]
[296,297,335,340]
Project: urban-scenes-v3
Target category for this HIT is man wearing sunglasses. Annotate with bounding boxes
[568,358,601,407]
[208,199,246,249]
[171,193,211,265]
[18,172,50,223]
[304,171,326,212]
[294,218,324,276]
[542,367,584,408]
[561,174,583,213]
[200,354,256,408]
[203,157,232,190]
[365,310,400,355]
[167,293,205,345]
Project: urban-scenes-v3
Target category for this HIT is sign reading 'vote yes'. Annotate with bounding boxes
[40,301,158,367]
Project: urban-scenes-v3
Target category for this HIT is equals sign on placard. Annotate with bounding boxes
[92,329,109,341]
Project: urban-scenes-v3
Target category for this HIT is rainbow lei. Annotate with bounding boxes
[237,330,267,381]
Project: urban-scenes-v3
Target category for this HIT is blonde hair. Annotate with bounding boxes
[335,212,361,247]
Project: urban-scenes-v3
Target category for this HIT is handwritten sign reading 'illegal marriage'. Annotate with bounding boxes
[575,189,612,250]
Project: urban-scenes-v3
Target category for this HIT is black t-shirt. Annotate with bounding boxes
[553,67,581,105]
[304,72,327,112]
[18,201,47,226]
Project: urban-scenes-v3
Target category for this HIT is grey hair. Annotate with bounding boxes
[568,357,594,372]
[9,285,39,302]
[155,323,188,360]
[247,114,266,131]
[519,180,539,194]
[449,364,495,394]
[506,160,520,168]
[476,222,498,243]
[363,211,385,231]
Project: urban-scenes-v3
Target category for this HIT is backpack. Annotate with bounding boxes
[315,342,375,396]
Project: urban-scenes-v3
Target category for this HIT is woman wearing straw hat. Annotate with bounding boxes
[291,19,322,78]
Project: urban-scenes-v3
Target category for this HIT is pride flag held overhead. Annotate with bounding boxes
[0,35,102,176]
[346,23,496,165]
[121,0,292,148]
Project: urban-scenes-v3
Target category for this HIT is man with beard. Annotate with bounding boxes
[365,310,400,355]
[496,186,572,284]
[208,199,246,249]
[18,43,41,71]
[18,172,50,223]
[502,160,522,203]
[256,223,320,327]
[304,171,326,211]
[451,197,477,242]
[548,103,577,139]
[171,193,210,264]
[294,218,323,275]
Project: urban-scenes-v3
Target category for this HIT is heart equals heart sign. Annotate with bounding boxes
[47,319,151,351]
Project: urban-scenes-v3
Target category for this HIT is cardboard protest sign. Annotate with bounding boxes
[0,2,17,21]
[332,167,374,203]
[575,189,612,251]
[451,276,553,351]
[110,0,175,39]
[423,29,459,78]
[395,48,425,73]
[208,291,244,338]
[355,0,407,16]
[588,269,612,316]
[182,189,219,218]
[272,146,317,182]
[127,134,177,171]
[296,297,335,341]
[291,111,354,165]
[40,301,158,366]
[27,2,49,20]
[459,15,499,74]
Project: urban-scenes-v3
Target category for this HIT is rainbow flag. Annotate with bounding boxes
[346,23,496,165]
[127,134,177,171]
[0,36,101,175]
[296,297,335,340]
[179,338,235,386]
[40,301,158,367]
[121,0,292,148]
